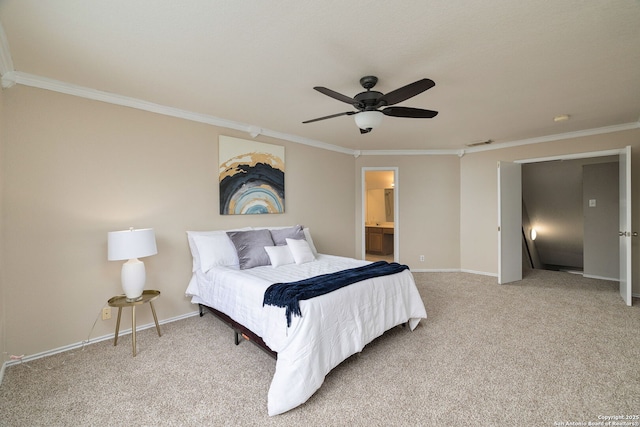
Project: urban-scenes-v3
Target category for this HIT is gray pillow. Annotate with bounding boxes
[270,225,306,246]
[227,229,274,269]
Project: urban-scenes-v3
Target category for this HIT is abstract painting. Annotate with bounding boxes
[219,135,285,215]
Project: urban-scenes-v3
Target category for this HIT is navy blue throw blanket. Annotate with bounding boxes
[263,261,409,327]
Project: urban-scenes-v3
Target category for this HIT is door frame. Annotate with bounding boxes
[619,145,632,305]
[499,147,632,302]
[498,161,523,284]
[361,167,399,262]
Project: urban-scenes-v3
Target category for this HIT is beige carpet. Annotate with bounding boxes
[1,270,638,426]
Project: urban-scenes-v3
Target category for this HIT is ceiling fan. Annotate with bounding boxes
[302,76,438,134]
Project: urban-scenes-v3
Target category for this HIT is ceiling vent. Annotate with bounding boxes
[466,139,493,147]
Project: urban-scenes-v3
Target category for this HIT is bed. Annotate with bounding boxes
[185,225,427,416]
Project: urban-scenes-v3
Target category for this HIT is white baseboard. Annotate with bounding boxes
[411,268,497,277]
[460,269,498,277]
[411,268,461,273]
[0,310,199,385]
[582,273,619,282]
[0,359,6,386]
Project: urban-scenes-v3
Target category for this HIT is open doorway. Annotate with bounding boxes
[498,147,632,306]
[521,156,619,279]
[362,168,398,262]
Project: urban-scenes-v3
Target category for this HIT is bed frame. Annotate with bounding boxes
[198,302,409,362]
[199,303,277,359]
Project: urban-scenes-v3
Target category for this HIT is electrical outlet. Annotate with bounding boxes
[102,307,111,320]
[419,255,425,262]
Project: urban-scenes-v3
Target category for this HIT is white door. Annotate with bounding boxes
[498,161,523,284]
[619,146,632,306]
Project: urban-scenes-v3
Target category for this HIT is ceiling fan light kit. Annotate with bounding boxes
[354,111,384,132]
[303,75,438,134]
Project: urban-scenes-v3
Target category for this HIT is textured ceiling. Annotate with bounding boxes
[1,0,639,152]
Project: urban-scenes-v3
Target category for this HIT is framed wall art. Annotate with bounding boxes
[219,135,285,215]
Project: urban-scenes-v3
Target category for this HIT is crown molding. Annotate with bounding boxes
[1,70,16,88]
[356,121,640,156]
[462,122,640,154]
[6,71,639,157]
[359,149,459,156]
[11,72,258,130]
[9,71,355,155]
[259,128,355,155]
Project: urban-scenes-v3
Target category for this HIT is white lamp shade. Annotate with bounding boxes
[108,228,157,301]
[108,228,157,261]
[354,111,384,130]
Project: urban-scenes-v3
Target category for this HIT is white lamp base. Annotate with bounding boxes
[121,258,146,301]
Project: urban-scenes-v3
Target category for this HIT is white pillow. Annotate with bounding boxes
[303,227,318,256]
[264,245,295,268]
[186,228,249,272]
[193,234,239,272]
[286,238,316,265]
[186,231,214,272]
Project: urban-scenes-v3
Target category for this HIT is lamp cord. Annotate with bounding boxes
[3,306,103,371]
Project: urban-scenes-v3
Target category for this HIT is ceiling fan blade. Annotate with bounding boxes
[314,86,358,105]
[377,78,435,106]
[382,106,438,118]
[302,111,355,124]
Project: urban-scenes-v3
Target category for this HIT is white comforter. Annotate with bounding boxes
[185,254,427,415]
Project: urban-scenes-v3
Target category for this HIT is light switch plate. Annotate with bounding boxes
[589,199,597,207]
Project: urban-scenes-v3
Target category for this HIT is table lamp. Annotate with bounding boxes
[108,228,158,301]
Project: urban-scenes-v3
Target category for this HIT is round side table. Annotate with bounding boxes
[107,290,162,357]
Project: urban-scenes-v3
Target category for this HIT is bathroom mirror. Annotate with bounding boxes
[384,189,394,222]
